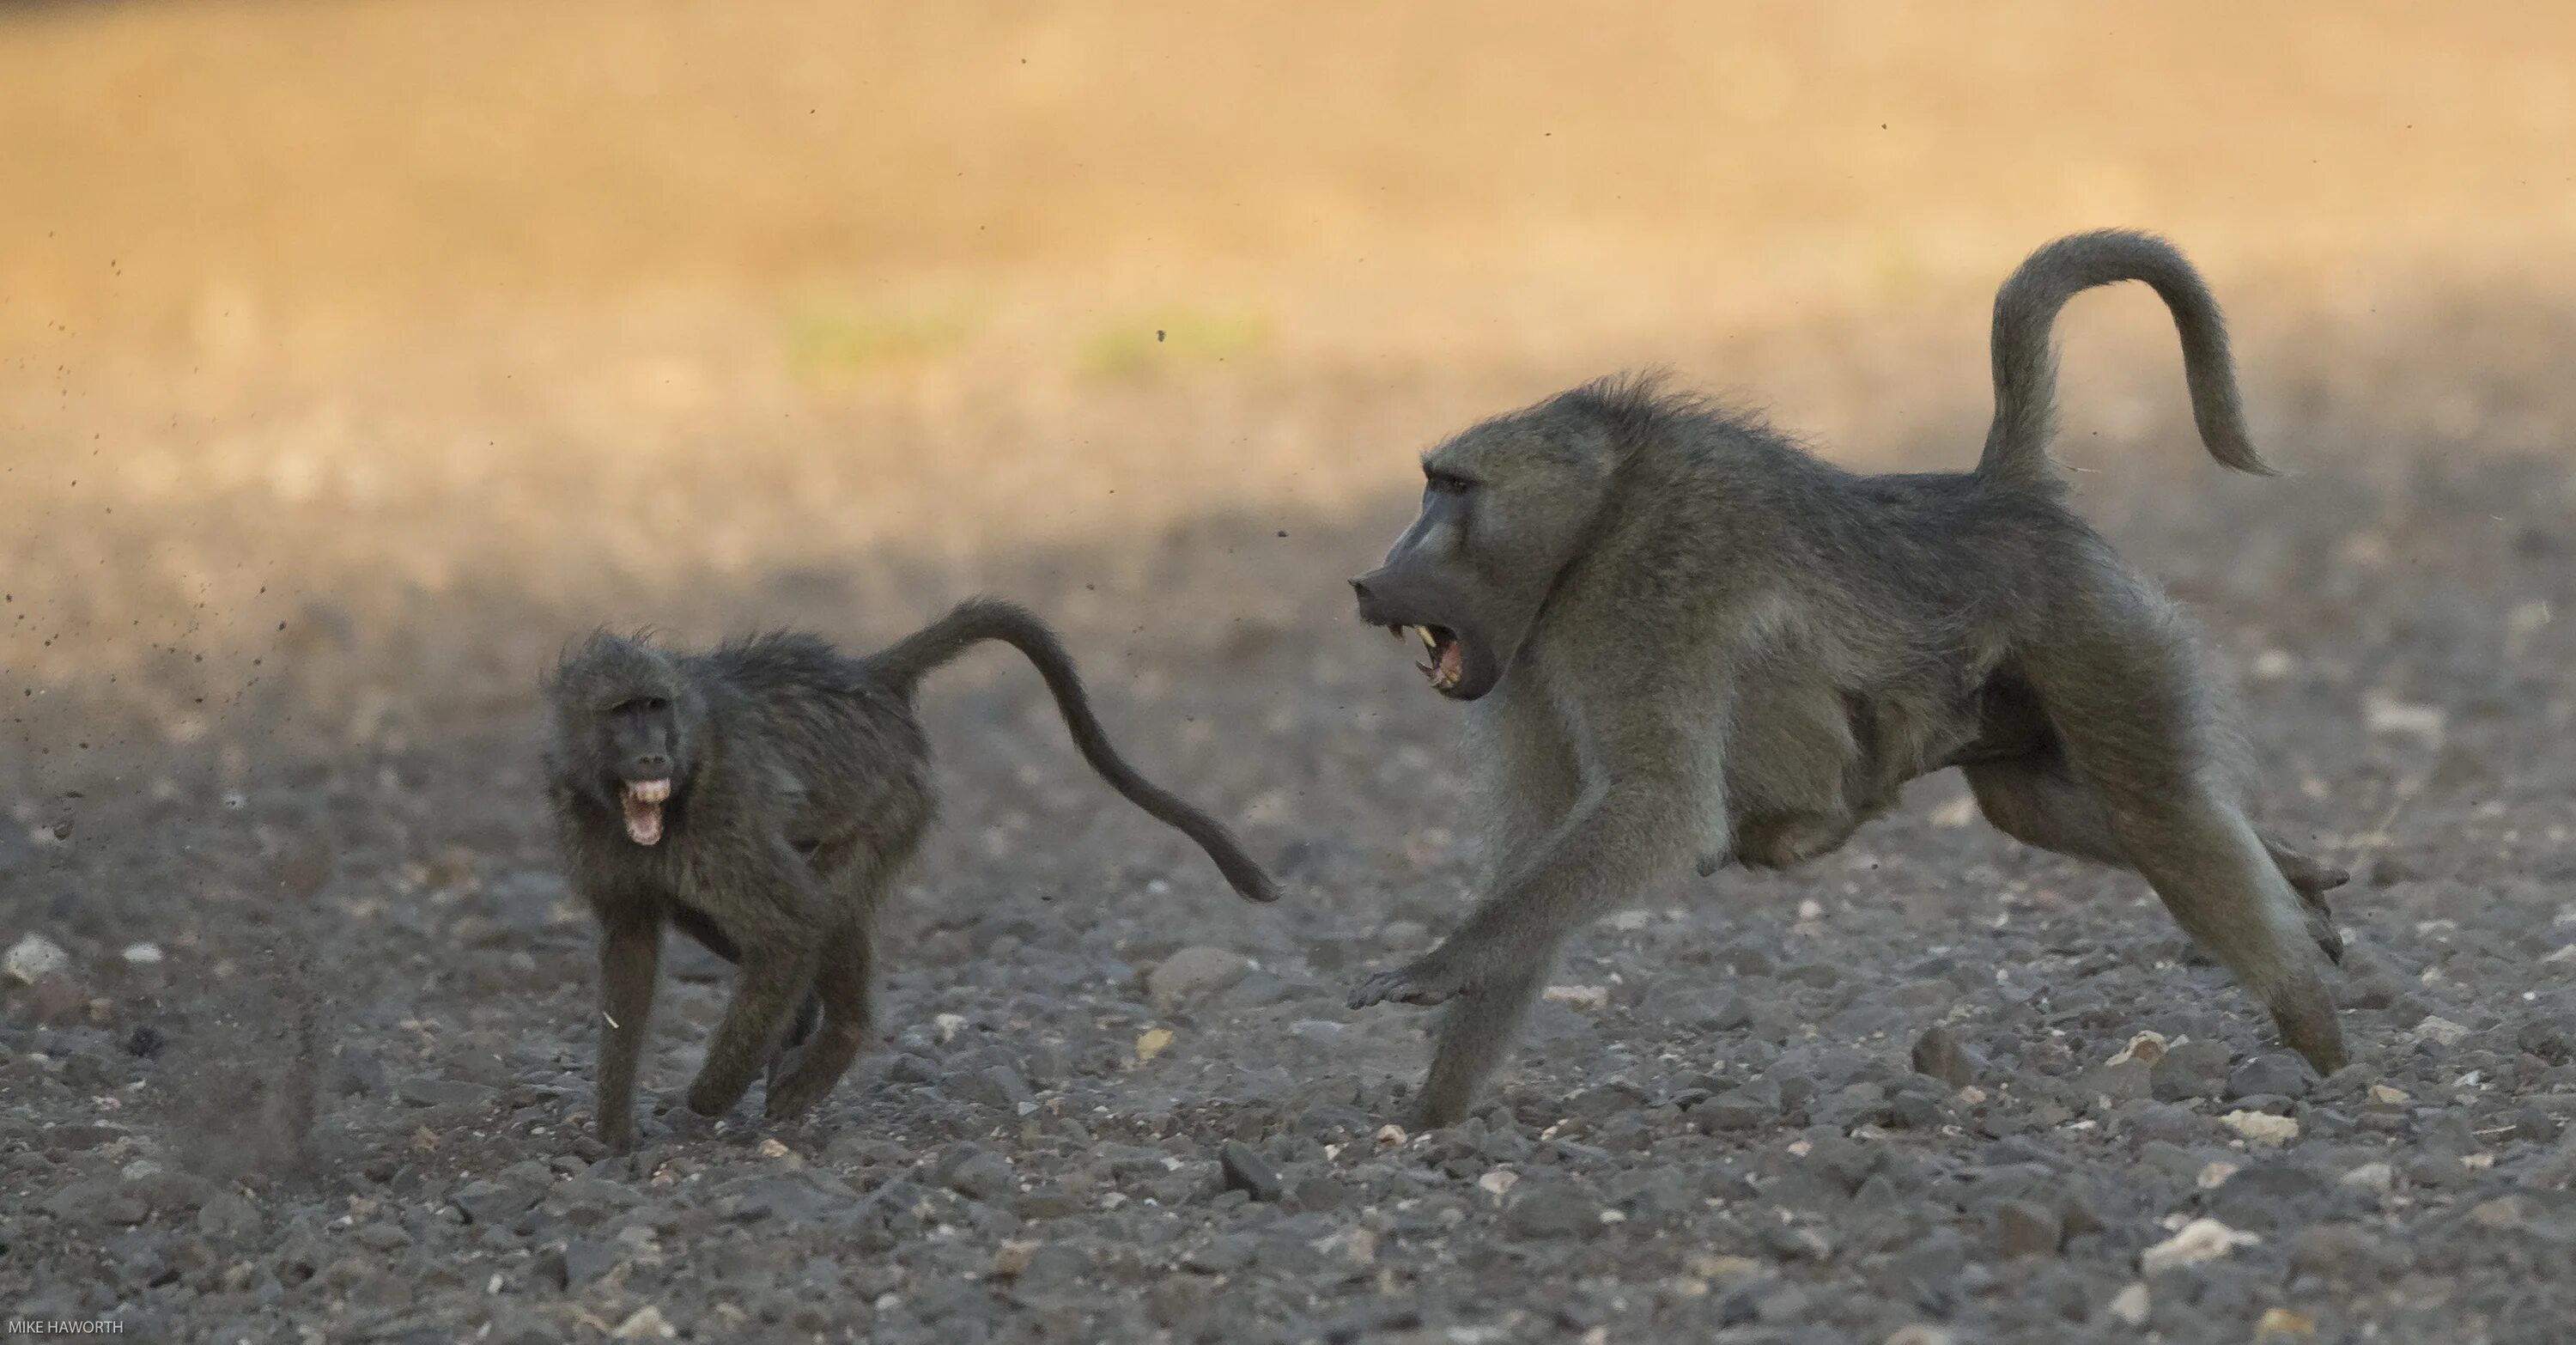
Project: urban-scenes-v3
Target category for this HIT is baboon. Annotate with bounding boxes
[544,598,1279,1152]
[1346,229,2351,1129]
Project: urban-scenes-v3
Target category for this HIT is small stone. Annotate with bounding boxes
[2151,1039,2233,1101]
[2141,1218,2260,1275]
[2077,1058,2151,1105]
[2339,1162,2394,1193]
[1505,1179,1604,1239]
[2256,1307,2318,1338]
[1291,1177,1349,1211]
[1884,1328,1955,1345]
[395,1075,500,1110]
[2413,1016,2470,1046]
[1183,1232,1259,1274]
[195,1192,261,1240]
[942,1150,1016,1202]
[1015,1185,1084,1220]
[3,933,69,983]
[562,1239,623,1287]
[952,1065,1036,1111]
[453,1178,543,1226]
[1911,1026,1975,1088]
[2106,1282,2150,1327]
[2106,1031,2168,1067]
[1218,1141,1284,1202]
[2227,1053,2315,1100]
[610,1305,676,1339]
[991,1238,1038,1280]
[1146,947,1253,1006]
[1541,984,1609,1012]
[2366,1083,2409,1105]
[1993,1199,2062,1257]
[2220,1111,2300,1146]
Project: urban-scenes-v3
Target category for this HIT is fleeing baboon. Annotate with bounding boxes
[544,598,1279,1151]
[1347,229,2351,1128]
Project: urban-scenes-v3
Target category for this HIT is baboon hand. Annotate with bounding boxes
[1348,954,1470,1009]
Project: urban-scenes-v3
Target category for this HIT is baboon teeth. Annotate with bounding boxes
[1416,660,1436,678]
[1416,625,1438,652]
[620,778,671,846]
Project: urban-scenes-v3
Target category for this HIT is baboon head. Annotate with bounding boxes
[544,633,706,846]
[1350,386,1624,701]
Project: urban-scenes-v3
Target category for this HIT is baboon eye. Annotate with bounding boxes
[641,697,670,713]
[1425,471,1473,495]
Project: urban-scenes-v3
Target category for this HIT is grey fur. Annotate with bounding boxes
[544,598,1277,1152]
[1347,229,2348,1128]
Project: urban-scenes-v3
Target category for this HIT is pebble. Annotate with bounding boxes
[2076,1058,2152,1105]
[453,1174,542,1226]
[195,1193,261,1241]
[2415,1017,2471,1046]
[1147,947,1253,1005]
[2226,1052,2315,1100]
[2340,1161,2395,1193]
[1993,1199,2063,1257]
[1184,1232,1260,1274]
[1218,1141,1285,1202]
[395,1076,500,1109]
[2151,1039,2233,1100]
[2220,1111,2300,1146]
[1910,1026,1976,1088]
[4,933,69,984]
[1504,1179,1605,1239]
[2141,1218,2260,1275]
[942,1149,1017,1201]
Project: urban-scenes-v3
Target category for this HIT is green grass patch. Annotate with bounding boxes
[781,295,978,382]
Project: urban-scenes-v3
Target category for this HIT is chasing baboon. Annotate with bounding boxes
[1347,229,2351,1128]
[544,598,1279,1151]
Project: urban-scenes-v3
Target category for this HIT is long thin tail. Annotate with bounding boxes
[1978,228,2271,490]
[868,597,1281,904]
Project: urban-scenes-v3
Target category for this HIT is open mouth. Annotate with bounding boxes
[619,778,671,846]
[1388,624,1464,693]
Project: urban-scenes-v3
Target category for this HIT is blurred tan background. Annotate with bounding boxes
[3,0,2573,809]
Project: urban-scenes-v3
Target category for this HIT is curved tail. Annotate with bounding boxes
[868,597,1281,904]
[1978,229,2271,490]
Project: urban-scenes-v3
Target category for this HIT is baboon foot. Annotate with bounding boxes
[684,1075,749,1119]
[1348,955,1469,1010]
[762,1052,848,1122]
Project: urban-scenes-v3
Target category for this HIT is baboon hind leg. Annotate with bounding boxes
[2024,621,2346,1074]
[763,923,878,1122]
[1966,749,2345,963]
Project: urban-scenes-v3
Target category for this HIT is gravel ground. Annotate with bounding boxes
[6,291,2576,1345]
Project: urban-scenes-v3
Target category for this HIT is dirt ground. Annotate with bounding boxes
[6,3,2576,1343]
